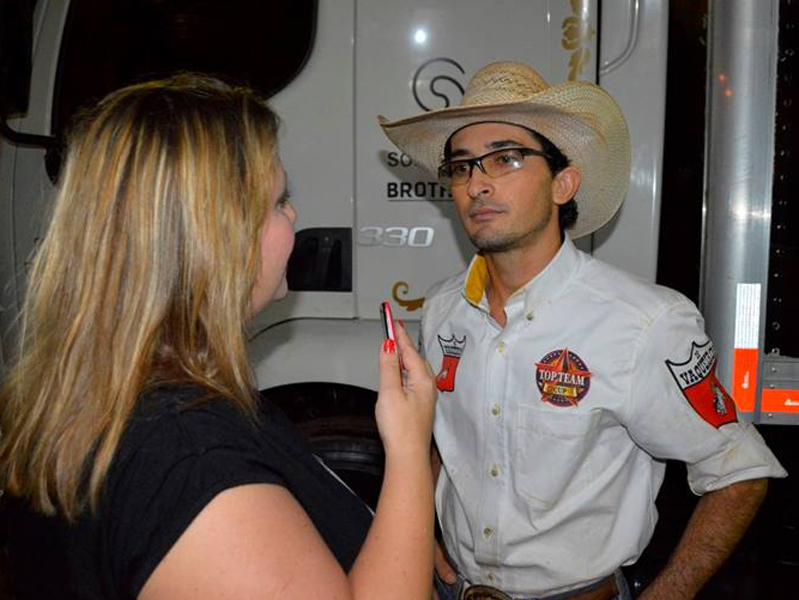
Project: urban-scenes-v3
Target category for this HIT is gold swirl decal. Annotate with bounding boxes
[561,0,596,81]
[392,281,425,312]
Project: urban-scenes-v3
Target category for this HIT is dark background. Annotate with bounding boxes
[646,1,798,598]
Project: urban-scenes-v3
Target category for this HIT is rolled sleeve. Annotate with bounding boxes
[625,300,787,495]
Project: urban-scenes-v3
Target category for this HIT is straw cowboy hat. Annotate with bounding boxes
[379,61,630,239]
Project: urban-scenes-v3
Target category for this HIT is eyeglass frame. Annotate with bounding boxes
[437,147,552,187]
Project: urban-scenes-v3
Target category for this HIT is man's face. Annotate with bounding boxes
[447,122,569,254]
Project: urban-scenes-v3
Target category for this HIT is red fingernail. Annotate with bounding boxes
[397,319,405,328]
[383,339,396,354]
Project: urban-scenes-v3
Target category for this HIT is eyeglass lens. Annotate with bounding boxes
[439,148,531,186]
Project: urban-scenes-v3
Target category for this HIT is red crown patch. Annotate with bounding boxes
[436,334,466,392]
[666,340,737,428]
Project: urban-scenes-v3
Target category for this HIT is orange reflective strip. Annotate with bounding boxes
[761,389,799,413]
[732,348,758,412]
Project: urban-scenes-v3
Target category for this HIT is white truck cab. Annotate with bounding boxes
[252,0,668,394]
[0,0,670,393]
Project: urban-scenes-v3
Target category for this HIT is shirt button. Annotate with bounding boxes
[489,465,499,477]
[497,341,506,355]
[491,403,501,416]
[483,527,493,538]
[487,573,496,582]
[526,311,534,321]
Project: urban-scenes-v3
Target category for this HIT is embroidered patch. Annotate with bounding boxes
[665,340,738,428]
[436,334,466,392]
[535,349,592,407]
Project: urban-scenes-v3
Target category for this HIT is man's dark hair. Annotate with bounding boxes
[443,124,578,232]
[526,129,578,232]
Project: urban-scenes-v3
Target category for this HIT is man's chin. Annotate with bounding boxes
[471,233,519,253]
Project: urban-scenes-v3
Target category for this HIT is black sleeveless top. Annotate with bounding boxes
[1,386,372,599]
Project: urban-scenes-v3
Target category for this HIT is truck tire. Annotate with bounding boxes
[260,383,384,510]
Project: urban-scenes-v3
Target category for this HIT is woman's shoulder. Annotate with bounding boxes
[99,385,298,598]
[110,384,305,502]
[114,384,315,492]
[121,385,256,458]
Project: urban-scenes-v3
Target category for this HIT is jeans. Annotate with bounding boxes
[433,570,632,600]
[433,571,461,600]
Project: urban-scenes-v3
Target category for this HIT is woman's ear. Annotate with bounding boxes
[552,166,581,206]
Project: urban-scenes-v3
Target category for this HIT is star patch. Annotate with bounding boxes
[665,340,738,428]
[536,349,592,407]
[436,334,466,392]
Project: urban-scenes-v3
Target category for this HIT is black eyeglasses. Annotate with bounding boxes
[438,147,552,187]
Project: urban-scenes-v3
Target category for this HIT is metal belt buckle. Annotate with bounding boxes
[462,584,514,600]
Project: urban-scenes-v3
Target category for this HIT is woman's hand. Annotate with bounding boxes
[349,320,436,600]
[375,321,437,459]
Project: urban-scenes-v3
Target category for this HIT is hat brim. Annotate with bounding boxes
[379,81,630,239]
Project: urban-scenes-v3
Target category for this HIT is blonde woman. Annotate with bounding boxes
[0,76,436,600]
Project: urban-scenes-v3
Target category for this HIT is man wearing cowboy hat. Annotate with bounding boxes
[380,61,785,600]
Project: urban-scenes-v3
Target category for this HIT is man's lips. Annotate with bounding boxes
[469,204,507,222]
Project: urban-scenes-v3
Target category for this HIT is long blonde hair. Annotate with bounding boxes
[0,75,280,520]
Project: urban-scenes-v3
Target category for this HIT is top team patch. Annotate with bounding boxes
[536,349,591,407]
[665,340,738,428]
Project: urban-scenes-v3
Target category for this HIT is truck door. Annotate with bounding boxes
[250,0,667,392]
[354,0,601,319]
[349,0,667,316]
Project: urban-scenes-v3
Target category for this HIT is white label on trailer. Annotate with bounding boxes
[734,283,761,349]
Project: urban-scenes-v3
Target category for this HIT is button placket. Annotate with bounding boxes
[476,330,506,565]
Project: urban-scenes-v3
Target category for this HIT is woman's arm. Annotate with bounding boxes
[349,322,436,599]
[139,483,357,600]
[139,323,436,600]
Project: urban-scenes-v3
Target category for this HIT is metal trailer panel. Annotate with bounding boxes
[702,0,799,424]
[761,0,799,425]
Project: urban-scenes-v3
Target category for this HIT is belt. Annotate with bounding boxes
[460,573,618,600]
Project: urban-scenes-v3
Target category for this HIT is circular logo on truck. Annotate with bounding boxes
[412,57,465,112]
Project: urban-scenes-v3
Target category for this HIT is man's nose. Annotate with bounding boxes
[466,164,494,198]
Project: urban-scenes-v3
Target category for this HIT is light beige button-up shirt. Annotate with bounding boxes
[421,237,786,598]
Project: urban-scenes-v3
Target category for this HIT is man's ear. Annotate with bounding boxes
[552,166,581,206]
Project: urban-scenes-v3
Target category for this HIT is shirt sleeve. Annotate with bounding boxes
[102,403,287,598]
[625,299,787,495]
[418,311,427,357]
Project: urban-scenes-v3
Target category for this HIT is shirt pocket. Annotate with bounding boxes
[513,406,600,509]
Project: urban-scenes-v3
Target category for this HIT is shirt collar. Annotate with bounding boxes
[462,236,582,316]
